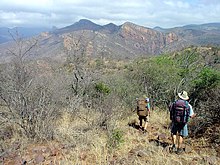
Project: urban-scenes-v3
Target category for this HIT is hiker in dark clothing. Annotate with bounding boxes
[169,91,196,154]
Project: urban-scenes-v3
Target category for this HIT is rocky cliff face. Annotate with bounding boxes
[60,21,179,56]
[1,20,220,61]
[118,22,165,55]
[165,32,178,44]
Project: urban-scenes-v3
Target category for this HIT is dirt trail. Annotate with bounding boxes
[1,111,219,165]
[112,115,220,165]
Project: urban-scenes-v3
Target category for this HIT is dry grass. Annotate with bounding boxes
[1,106,219,164]
[54,108,112,164]
[45,108,220,164]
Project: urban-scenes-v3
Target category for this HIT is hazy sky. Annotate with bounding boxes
[0,0,220,28]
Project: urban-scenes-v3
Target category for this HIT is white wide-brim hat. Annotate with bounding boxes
[178,91,189,100]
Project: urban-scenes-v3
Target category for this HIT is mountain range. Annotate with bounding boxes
[0,19,220,61]
[0,27,51,44]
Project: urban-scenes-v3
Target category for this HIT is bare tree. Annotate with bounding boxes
[62,31,98,111]
[0,31,57,140]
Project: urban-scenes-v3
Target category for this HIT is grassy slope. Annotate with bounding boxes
[3,107,219,164]
[1,46,220,164]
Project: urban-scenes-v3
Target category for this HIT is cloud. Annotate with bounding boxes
[0,0,220,28]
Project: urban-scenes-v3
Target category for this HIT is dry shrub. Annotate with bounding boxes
[54,108,111,164]
[53,102,131,164]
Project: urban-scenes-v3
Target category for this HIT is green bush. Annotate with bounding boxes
[193,68,220,90]
[95,82,110,94]
[108,129,124,149]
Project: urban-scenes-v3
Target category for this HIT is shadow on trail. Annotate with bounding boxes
[149,139,170,148]
[128,122,141,130]
[128,121,172,150]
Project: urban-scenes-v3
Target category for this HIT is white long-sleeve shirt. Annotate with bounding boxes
[188,103,194,117]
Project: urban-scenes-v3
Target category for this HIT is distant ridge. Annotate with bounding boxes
[102,23,120,33]
[0,19,220,62]
[54,19,102,34]
[0,27,50,44]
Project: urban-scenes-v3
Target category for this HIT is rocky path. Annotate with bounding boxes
[1,112,219,165]
[108,117,220,165]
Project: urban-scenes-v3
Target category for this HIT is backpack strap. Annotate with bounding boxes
[170,101,176,121]
[184,100,190,122]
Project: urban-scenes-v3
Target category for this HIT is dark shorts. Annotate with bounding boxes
[139,116,149,122]
[171,122,188,137]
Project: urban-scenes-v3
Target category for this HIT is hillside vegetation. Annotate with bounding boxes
[1,20,220,62]
[0,36,219,164]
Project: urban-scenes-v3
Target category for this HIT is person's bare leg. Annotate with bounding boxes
[178,136,183,149]
[176,135,184,154]
[144,122,148,130]
[171,133,178,152]
[172,134,177,146]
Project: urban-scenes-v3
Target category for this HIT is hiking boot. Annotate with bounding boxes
[170,145,177,153]
[143,129,147,135]
[176,148,184,154]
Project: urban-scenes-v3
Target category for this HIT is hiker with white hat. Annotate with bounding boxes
[169,91,196,154]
